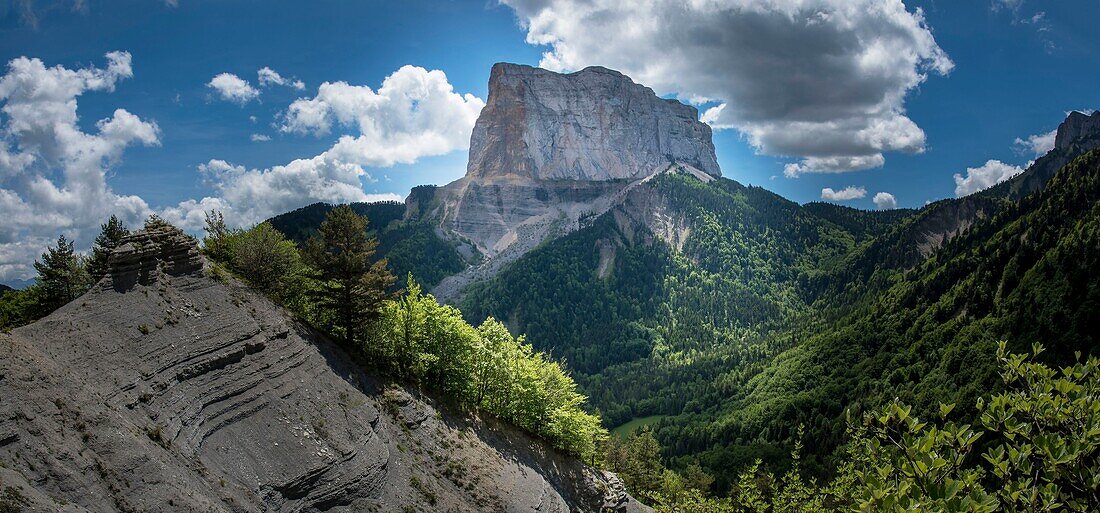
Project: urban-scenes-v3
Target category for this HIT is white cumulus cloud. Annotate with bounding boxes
[257,66,305,90]
[281,64,485,168]
[0,52,159,281]
[250,133,271,142]
[1014,129,1056,157]
[207,72,259,104]
[954,159,1024,197]
[164,65,480,233]
[873,191,898,209]
[503,0,952,174]
[820,186,867,201]
[160,158,400,232]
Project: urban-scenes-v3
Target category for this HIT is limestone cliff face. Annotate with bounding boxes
[1054,110,1100,150]
[0,226,648,513]
[420,63,721,301]
[468,63,719,181]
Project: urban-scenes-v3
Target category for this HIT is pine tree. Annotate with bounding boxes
[86,215,130,283]
[304,205,394,346]
[33,234,89,313]
[624,427,667,501]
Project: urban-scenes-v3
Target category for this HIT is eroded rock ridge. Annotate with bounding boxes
[0,224,648,513]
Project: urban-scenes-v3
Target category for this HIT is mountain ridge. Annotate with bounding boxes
[0,222,648,512]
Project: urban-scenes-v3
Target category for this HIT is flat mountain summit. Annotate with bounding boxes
[414,63,722,301]
[467,63,720,182]
[0,222,647,512]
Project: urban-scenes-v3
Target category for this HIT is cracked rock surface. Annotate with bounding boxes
[0,227,647,513]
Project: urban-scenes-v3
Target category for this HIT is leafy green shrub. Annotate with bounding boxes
[633,342,1099,512]
[367,276,608,461]
[851,342,1099,512]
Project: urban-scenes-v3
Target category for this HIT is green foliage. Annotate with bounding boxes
[266,201,405,245]
[202,210,236,264]
[208,214,604,461]
[229,223,304,298]
[86,215,130,283]
[851,401,995,512]
[33,234,89,313]
[978,343,1100,511]
[265,199,465,289]
[850,343,1099,512]
[365,276,608,461]
[0,285,45,331]
[1,214,138,330]
[378,222,467,288]
[624,345,1099,512]
[302,205,395,345]
[453,150,1100,493]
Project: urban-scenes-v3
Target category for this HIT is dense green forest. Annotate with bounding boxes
[618,342,1099,512]
[456,150,1100,491]
[267,200,467,289]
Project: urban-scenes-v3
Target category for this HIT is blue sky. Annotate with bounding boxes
[0,0,1098,283]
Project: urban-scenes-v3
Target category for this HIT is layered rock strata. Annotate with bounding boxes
[0,226,648,513]
[466,63,719,181]
[106,217,203,288]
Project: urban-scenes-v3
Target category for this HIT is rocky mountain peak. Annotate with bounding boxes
[467,62,720,181]
[1055,110,1100,150]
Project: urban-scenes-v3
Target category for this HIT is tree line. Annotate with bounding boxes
[2,207,608,462]
[0,215,130,329]
[203,205,608,461]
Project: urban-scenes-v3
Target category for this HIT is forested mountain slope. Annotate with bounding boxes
[458,169,873,429]
[455,119,1100,488]
[267,200,468,288]
[255,63,1100,495]
[689,148,1100,483]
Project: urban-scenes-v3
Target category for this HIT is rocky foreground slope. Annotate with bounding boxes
[0,222,646,512]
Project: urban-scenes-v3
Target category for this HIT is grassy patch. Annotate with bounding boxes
[610,415,666,439]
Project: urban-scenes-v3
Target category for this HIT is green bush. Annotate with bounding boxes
[627,342,1099,512]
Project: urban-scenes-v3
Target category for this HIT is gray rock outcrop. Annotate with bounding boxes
[467,63,719,181]
[1054,110,1100,150]
[417,63,722,302]
[106,217,203,288]
[0,226,648,513]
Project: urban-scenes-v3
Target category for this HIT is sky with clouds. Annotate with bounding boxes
[0,0,1097,284]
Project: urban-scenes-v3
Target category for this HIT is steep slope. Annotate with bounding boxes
[983,110,1100,200]
[807,110,1100,309]
[459,169,860,428]
[456,112,1100,487]
[0,223,646,512]
[685,149,1100,486]
[800,202,916,242]
[411,63,721,302]
[267,201,406,244]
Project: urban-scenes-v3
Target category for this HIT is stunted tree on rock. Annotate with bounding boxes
[304,205,394,346]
